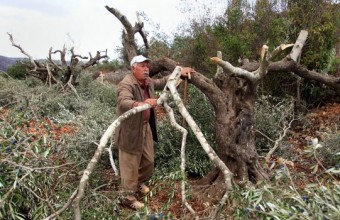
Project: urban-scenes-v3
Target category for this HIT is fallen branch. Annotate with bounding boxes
[163,101,196,217]
[164,67,233,219]
[0,172,31,207]
[107,142,119,176]
[265,100,295,161]
[43,189,78,220]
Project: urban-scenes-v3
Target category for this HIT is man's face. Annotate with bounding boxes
[132,61,150,82]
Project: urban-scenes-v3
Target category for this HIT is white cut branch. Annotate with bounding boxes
[107,143,119,176]
[43,189,78,220]
[265,100,295,162]
[214,51,223,78]
[212,43,294,83]
[211,57,257,81]
[7,32,38,71]
[254,45,269,79]
[165,67,233,216]
[289,30,308,62]
[270,44,294,60]
[163,101,196,216]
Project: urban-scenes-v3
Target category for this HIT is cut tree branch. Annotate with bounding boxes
[7,32,38,71]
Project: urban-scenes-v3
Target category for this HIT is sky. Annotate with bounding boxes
[0,0,191,60]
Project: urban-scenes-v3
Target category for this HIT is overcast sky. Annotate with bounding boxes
[0,0,191,60]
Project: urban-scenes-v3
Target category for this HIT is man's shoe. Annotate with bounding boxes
[130,200,145,210]
[124,195,145,210]
[139,183,150,194]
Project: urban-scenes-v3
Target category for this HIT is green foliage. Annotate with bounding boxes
[6,60,30,80]
[0,104,78,219]
[286,0,339,72]
[322,135,340,168]
[260,73,297,98]
[172,27,218,75]
[229,140,340,219]
[147,38,171,59]
[252,0,290,52]
[255,95,294,154]
[172,0,339,106]
[147,171,182,211]
[300,81,337,107]
[230,181,340,219]
[155,85,215,177]
[0,72,117,218]
[93,59,123,73]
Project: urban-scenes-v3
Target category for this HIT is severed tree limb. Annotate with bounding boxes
[270,44,294,61]
[211,56,257,81]
[43,189,78,220]
[105,5,138,60]
[105,5,150,60]
[0,171,31,207]
[211,43,292,84]
[49,46,67,69]
[136,12,149,51]
[7,32,38,71]
[163,101,197,217]
[255,45,269,79]
[81,51,108,69]
[45,62,58,87]
[265,99,295,162]
[8,34,107,86]
[289,30,308,62]
[47,50,64,72]
[214,51,223,78]
[64,75,80,98]
[238,30,339,93]
[164,67,233,219]
[107,142,119,176]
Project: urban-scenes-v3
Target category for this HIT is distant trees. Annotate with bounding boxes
[176,0,338,73]
[172,0,339,105]
[6,60,29,79]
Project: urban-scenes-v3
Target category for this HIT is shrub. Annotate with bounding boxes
[6,60,30,80]
[92,59,123,73]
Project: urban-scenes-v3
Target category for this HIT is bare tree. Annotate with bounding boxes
[105,6,149,61]
[7,33,108,87]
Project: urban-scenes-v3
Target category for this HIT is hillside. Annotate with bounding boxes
[0,55,23,71]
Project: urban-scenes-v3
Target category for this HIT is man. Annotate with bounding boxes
[115,55,194,209]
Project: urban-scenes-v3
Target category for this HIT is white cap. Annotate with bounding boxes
[130,55,151,66]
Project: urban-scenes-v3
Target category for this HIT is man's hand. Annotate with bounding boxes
[180,67,195,78]
[143,98,158,107]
